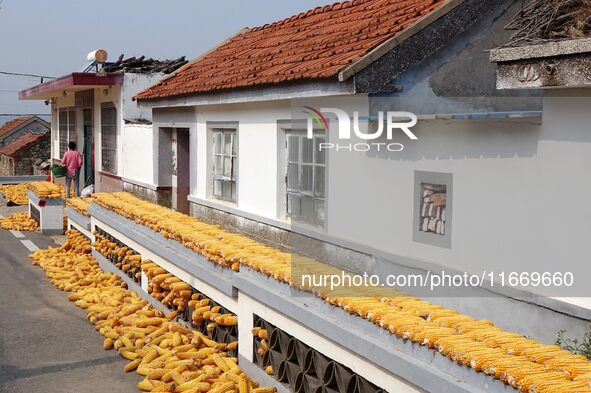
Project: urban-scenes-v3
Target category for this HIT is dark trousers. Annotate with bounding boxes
[65,170,80,198]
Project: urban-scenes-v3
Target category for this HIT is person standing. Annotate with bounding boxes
[61,141,83,198]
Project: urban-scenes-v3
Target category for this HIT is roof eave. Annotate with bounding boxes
[137,78,356,109]
[18,72,124,100]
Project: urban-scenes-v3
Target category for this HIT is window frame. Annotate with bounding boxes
[58,107,76,158]
[211,127,238,203]
[413,171,453,248]
[100,103,118,175]
[284,128,326,227]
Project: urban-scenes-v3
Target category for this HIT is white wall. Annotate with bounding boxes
[325,94,591,295]
[121,123,155,185]
[122,73,165,123]
[183,92,591,298]
[192,101,292,218]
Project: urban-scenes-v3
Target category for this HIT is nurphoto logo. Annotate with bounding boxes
[302,106,418,152]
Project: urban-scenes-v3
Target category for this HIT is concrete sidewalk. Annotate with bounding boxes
[0,223,141,392]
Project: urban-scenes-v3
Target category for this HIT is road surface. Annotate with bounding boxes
[0,205,140,392]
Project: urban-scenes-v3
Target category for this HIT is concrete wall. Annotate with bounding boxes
[149,90,591,343]
[121,73,165,123]
[121,122,155,185]
[12,135,50,176]
[172,93,591,291]
[0,156,14,176]
[182,97,367,219]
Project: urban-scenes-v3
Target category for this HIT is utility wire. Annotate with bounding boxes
[0,71,56,79]
[0,114,51,117]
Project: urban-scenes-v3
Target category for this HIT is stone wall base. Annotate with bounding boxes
[123,181,171,208]
[188,201,372,272]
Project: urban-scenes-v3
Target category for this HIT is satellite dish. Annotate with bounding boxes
[87,49,108,63]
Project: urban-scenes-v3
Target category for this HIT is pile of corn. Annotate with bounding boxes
[28,181,65,199]
[252,328,272,375]
[66,196,94,216]
[0,183,29,205]
[94,192,591,393]
[60,229,93,254]
[93,230,142,283]
[0,211,38,231]
[29,229,273,393]
[143,261,238,334]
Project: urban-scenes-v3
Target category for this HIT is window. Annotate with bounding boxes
[419,183,447,235]
[413,171,453,248]
[58,108,76,158]
[212,129,237,203]
[101,104,117,174]
[286,130,325,226]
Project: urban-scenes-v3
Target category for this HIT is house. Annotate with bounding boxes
[0,131,50,176]
[18,53,187,202]
[135,0,591,347]
[0,115,50,147]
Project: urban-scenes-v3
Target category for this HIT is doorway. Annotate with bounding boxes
[172,128,190,214]
[82,109,94,187]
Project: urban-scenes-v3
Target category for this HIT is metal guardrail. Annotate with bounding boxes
[0,175,46,185]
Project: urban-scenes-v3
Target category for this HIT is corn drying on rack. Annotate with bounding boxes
[29,229,274,393]
[0,183,29,205]
[90,192,591,393]
[66,196,94,216]
[0,211,38,231]
[27,181,65,199]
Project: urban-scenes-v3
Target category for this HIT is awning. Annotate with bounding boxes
[19,72,124,100]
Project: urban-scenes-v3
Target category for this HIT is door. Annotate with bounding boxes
[82,109,94,187]
[172,128,190,214]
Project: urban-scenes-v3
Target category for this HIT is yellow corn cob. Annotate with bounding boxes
[209,381,235,393]
[146,368,169,380]
[103,337,114,350]
[124,358,142,372]
[120,350,139,361]
[138,378,154,391]
[238,375,249,393]
[252,388,276,393]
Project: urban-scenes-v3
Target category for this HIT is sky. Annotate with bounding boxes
[0,0,326,123]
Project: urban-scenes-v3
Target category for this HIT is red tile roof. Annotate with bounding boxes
[136,0,448,100]
[0,132,49,157]
[0,116,32,138]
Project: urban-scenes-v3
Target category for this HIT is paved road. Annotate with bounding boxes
[0,209,140,392]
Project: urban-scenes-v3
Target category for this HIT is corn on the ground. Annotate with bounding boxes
[29,229,273,393]
[0,183,29,205]
[0,212,38,231]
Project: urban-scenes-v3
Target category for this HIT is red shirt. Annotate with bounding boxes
[61,150,82,175]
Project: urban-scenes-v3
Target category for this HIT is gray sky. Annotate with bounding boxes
[0,0,326,122]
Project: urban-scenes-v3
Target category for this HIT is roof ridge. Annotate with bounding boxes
[0,130,49,157]
[250,0,371,32]
[0,116,35,137]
